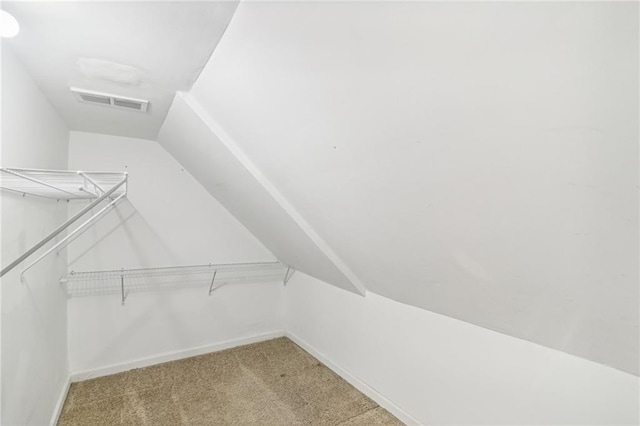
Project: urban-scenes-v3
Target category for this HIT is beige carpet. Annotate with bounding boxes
[59,337,403,425]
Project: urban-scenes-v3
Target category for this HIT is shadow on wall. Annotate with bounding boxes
[66,199,182,271]
[66,208,137,269]
[78,283,259,370]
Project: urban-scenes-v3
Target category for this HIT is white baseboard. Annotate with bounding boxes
[50,375,71,426]
[286,331,421,426]
[69,330,285,382]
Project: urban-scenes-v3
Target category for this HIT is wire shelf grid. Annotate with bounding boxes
[61,262,292,300]
[0,168,128,199]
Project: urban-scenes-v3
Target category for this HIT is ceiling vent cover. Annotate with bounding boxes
[70,87,149,112]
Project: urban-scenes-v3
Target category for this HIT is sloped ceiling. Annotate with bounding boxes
[2,1,238,139]
[186,2,639,374]
[157,92,366,295]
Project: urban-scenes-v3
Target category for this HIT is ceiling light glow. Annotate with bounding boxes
[0,10,19,38]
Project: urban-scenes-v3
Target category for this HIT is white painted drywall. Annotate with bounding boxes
[1,47,70,426]
[191,1,639,375]
[157,93,364,295]
[66,132,284,373]
[286,273,640,425]
[67,132,274,270]
[69,284,285,375]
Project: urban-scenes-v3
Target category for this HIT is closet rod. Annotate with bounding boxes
[0,175,127,278]
[20,191,127,279]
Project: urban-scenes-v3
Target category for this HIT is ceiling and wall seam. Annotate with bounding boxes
[3,1,240,140]
[181,92,368,296]
[184,2,240,95]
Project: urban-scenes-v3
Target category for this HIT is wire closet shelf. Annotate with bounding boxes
[0,167,128,278]
[0,167,128,199]
[61,262,294,304]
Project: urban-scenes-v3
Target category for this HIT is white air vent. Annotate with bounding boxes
[70,87,149,112]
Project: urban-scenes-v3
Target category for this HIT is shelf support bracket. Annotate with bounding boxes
[78,171,115,201]
[121,273,125,306]
[208,270,218,296]
[284,266,294,285]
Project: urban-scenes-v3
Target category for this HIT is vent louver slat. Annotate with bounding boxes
[79,93,111,104]
[113,98,143,110]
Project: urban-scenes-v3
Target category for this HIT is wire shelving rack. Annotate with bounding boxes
[60,262,294,304]
[0,168,127,199]
[0,167,128,278]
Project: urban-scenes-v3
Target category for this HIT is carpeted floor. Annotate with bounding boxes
[58,337,403,425]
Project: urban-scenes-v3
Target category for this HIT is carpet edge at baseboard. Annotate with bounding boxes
[53,330,416,426]
[50,375,72,426]
[52,330,286,425]
[285,331,422,426]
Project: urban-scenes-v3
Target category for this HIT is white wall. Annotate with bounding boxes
[69,284,285,376]
[1,47,70,425]
[286,273,640,425]
[191,1,639,375]
[66,132,284,373]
